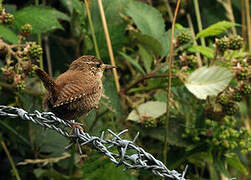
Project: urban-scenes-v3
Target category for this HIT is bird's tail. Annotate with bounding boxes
[35,68,58,96]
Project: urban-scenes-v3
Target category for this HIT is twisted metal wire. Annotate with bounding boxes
[0,105,188,180]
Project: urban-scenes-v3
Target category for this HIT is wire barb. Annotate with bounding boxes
[0,105,187,180]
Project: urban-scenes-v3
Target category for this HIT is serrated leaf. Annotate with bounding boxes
[119,52,145,74]
[13,6,70,34]
[188,45,214,59]
[126,1,165,39]
[185,66,233,99]
[134,32,162,56]
[138,44,153,73]
[0,25,18,43]
[127,101,166,122]
[196,21,236,39]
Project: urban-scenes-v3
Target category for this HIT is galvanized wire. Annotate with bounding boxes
[0,105,188,180]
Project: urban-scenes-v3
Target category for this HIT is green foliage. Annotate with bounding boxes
[127,101,166,122]
[185,66,233,99]
[119,52,145,74]
[13,6,70,34]
[196,21,237,39]
[91,0,127,60]
[126,1,165,39]
[0,24,18,43]
[187,45,214,59]
[0,0,251,179]
[82,154,137,180]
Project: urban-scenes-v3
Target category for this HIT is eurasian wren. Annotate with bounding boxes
[35,55,116,120]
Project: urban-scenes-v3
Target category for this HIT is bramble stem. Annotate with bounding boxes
[245,0,251,52]
[97,0,120,92]
[1,140,21,180]
[193,0,206,47]
[163,0,181,166]
[84,0,101,59]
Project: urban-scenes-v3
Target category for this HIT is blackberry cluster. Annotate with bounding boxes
[229,35,243,50]
[182,118,251,153]
[20,24,32,37]
[3,13,15,25]
[240,84,251,95]
[186,55,198,69]
[177,31,192,45]
[28,43,43,60]
[222,101,239,116]
[15,80,26,91]
[143,117,157,128]
[232,90,242,102]
[236,67,248,80]
[216,37,229,52]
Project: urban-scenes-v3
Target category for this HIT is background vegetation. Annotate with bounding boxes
[0,0,250,179]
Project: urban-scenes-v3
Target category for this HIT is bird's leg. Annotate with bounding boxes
[66,120,83,135]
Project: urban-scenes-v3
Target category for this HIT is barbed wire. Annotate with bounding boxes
[0,105,188,179]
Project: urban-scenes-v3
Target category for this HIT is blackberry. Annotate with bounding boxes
[217,94,229,105]
[28,43,43,59]
[232,90,242,102]
[186,55,198,69]
[16,80,25,91]
[20,24,32,37]
[216,37,229,52]
[3,13,15,25]
[143,117,157,128]
[229,35,243,50]
[240,84,251,95]
[177,31,192,45]
[222,101,239,116]
[236,67,248,80]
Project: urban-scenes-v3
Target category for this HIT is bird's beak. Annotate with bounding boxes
[103,64,117,70]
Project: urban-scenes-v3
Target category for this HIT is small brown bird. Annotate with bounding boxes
[35,55,116,121]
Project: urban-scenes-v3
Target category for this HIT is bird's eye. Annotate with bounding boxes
[96,63,101,68]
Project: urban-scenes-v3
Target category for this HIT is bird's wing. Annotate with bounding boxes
[53,81,100,108]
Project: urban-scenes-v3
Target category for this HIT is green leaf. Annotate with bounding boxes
[188,45,214,59]
[91,0,127,60]
[185,66,233,99]
[127,101,166,122]
[119,52,145,74]
[13,6,70,34]
[60,0,83,14]
[196,21,236,39]
[102,75,123,118]
[126,1,165,40]
[138,44,153,73]
[226,154,248,175]
[134,32,162,56]
[0,25,18,43]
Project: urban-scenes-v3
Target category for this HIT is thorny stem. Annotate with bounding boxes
[241,0,246,41]
[35,0,43,69]
[44,36,53,77]
[217,0,237,35]
[1,140,21,180]
[186,13,202,67]
[163,0,181,167]
[121,73,173,94]
[210,48,218,66]
[245,0,251,52]
[97,0,120,92]
[193,0,206,47]
[84,0,101,59]
[164,0,173,21]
